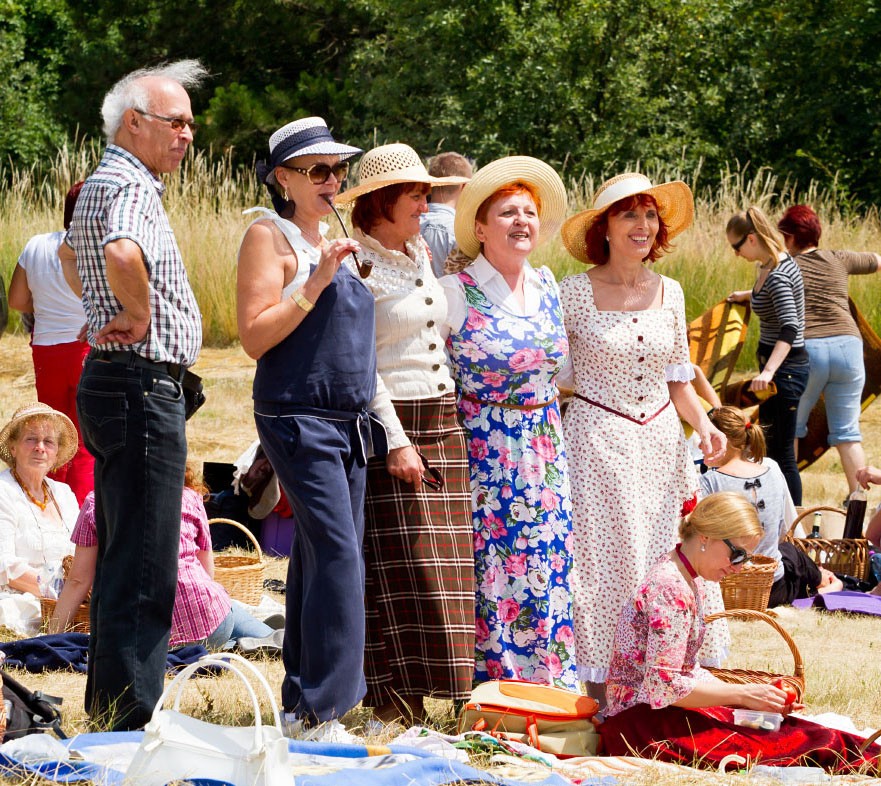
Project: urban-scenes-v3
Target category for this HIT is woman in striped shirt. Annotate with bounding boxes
[725,206,809,504]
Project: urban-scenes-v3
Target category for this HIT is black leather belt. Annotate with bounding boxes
[88,349,185,381]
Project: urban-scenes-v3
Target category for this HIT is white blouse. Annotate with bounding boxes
[349,229,456,450]
[438,254,553,341]
[0,469,78,587]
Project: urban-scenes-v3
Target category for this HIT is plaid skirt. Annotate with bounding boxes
[363,394,475,704]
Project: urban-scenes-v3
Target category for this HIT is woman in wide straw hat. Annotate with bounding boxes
[558,173,726,705]
[726,206,808,504]
[237,117,376,742]
[438,156,577,689]
[0,402,80,634]
[334,143,473,724]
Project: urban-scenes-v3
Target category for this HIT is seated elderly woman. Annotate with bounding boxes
[600,491,880,771]
[0,403,80,634]
[48,465,274,650]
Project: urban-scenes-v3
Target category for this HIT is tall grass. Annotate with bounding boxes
[3,147,881,349]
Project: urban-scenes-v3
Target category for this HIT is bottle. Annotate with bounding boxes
[843,489,868,539]
[807,511,822,539]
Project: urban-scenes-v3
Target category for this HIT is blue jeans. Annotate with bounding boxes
[796,335,864,445]
[757,351,810,506]
[77,357,187,730]
[204,600,273,650]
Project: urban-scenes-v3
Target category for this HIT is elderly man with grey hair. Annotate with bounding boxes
[60,59,206,730]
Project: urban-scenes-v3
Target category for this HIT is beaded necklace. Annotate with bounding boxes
[11,468,51,512]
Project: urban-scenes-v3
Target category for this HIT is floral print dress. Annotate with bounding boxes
[445,266,577,689]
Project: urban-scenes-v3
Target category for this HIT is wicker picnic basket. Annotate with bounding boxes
[719,554,777,612]
[705,609,805,702]
[40,555,90,633]
[785,505,870,581]
[209,518,265,605]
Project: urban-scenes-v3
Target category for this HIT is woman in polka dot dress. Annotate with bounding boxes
[558,173,727,706]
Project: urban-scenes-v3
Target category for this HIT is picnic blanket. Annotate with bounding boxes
[0,634,209,673]
[792,590,881,616]
[0,731,577,786]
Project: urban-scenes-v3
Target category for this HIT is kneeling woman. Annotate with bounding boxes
[601,492,879,771]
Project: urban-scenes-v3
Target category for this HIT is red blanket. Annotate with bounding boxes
[600,704,880,773]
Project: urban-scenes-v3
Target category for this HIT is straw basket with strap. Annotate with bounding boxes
[718,554,778,613]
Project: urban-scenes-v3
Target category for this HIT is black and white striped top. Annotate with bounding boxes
[751,255,805,349]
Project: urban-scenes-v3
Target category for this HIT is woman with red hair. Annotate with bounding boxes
[777,204,881,494]
[559,173,726,706]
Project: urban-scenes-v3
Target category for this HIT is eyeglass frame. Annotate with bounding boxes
[416,449,444,491]
[279,161,350,185]
[133,109,198,134]
[731,231,752,252]
[723,538,753,566]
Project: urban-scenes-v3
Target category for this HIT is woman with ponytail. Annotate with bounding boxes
[701,406,841,605]
[726,206,809,504]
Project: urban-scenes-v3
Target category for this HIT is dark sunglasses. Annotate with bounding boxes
[731,232,752,252]
[723,538,752,566]
[134,109,198,134]
[416,449,444,491]
[281,161,349,185]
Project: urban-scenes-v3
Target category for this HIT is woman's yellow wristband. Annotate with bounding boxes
[291,287,314,313]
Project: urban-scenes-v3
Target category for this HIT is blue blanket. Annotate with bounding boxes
[0,634,209,673]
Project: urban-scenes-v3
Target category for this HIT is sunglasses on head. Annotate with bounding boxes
[281,161,349,185]
[731,231,752,252]
[723,538,752,566]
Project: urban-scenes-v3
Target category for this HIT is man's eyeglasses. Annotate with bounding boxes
[731,232,752,252]
[281,162,350,185]
[723,538,753,566]
[135,109,198,134]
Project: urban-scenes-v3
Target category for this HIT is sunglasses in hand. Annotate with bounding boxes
[416,449,444,491]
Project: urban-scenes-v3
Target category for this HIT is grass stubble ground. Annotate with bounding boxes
[1,334,880,784]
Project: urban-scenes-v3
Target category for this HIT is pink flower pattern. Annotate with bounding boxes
[446,267,576,689]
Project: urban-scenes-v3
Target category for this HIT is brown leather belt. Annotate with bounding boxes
[460,392,559,411]
[574,393,670,425]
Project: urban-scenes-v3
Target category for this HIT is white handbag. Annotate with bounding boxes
[125,652,289,786]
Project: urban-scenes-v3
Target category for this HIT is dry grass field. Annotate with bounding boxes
[1,330,880,783]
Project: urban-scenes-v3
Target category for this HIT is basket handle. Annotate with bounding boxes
[859,727,881,754]
[208,517,264,561]
[705,609,804,682]
[785,505,845,540]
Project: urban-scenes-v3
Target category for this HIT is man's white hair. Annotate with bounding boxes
[101,59,208,143]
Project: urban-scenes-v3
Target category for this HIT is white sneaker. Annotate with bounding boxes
[237,629,284,654]
[281,713,361,744]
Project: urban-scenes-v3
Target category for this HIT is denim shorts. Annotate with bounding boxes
[795,334,864,444]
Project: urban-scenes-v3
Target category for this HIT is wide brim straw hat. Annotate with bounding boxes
[453,156,568,260]
[561,172,694,264]
[0,402,78,470]
[335,143,469,205]
[259,117,362,187]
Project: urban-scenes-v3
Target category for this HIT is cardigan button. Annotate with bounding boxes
[438,383,446,391]
[415,278,424,287]
[427,320,435,327]
[426,297,433,305]
[432,363,441,371]
[429,343,437,351]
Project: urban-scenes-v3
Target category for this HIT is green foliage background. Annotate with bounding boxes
[2,0,881,203]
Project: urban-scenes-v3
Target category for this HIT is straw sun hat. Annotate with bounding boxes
[453,156,568,260]
[561,173,694,265]
[0,403,78,470]
[335,143,469,205]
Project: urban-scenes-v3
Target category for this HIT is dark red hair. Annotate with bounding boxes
[475,182,542,225]
[584,194,670,265]
[352,182,430,234]
[63,181,84,230]
[777,204,821,249]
